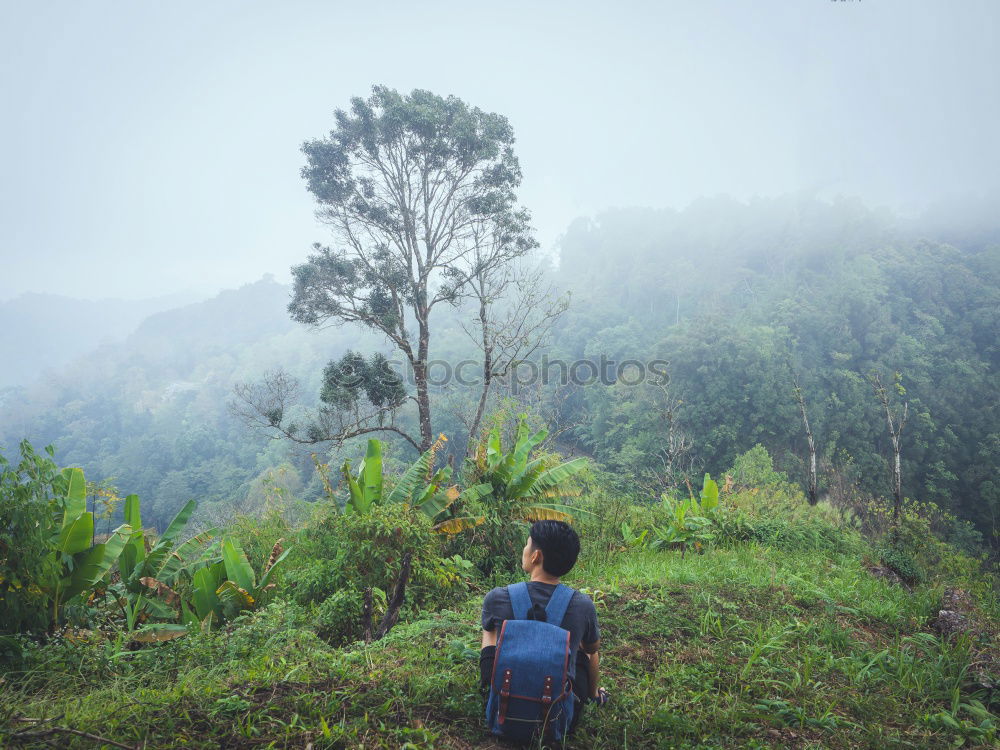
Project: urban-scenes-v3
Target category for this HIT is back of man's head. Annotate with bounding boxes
[529,520,581,577]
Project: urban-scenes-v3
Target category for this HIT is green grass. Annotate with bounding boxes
[2,542,998,749]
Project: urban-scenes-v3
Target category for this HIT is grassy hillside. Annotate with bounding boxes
[3,502,998,749]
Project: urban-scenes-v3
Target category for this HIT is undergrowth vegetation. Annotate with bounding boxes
[2,437,998,749]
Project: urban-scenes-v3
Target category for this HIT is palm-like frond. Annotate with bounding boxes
[469,415,590,525]
[522,457,588,498]
[433,516,486,534]
[385,434,447,504]
[518,505,575,522]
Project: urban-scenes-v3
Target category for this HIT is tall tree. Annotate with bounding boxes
[792,371,818,505]
[236,86,536,452]
[456,248,568,454]
[871,370,909,530]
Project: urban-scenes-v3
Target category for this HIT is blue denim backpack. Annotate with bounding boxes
[485,582,577,743]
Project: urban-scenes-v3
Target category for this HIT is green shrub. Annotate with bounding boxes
[287,502,470,643]
[877,542,926,585]
[291,556,347,606]
[312,589,365,645]
[726,444,789,489]
[0,441,69,634]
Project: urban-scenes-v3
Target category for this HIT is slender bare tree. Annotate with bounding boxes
[792,372,819,505]
[871,370,909,529]
[454,229,569,453]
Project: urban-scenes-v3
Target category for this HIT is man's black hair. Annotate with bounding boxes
[529,520,581,577]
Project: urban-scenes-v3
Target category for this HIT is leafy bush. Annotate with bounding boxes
[877,542,925,585]
[289,502,468,644]
[726,444,789,490]
[0,441,63,634]
[312,589,365,645]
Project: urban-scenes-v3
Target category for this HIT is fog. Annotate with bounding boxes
[1,0,997,301]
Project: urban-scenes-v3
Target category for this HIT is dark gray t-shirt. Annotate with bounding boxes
[481,581,600,655]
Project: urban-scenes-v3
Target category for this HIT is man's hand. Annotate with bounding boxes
[589,687,610,706]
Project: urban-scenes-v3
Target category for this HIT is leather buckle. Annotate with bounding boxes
[498,668,512,724]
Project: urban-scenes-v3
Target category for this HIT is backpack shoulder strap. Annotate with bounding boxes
[544,583,574,628]
[507,581,531,620]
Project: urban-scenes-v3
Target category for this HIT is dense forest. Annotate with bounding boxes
[2,196,996,546]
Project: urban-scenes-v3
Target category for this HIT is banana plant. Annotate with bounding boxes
[621,521,649,548]
[187,537,292,627]
[380,434,492,532]
[186,559,227,629]
[698,473,720,512]
[43,467,132,626]
[650,493,715,558]
[342,439,384,515]
[449,415,588,532]
[339,435,491,531]
[118,497,218,611]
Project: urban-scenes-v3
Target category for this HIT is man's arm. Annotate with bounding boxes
[482,629,497,648]
[581,638,601,698]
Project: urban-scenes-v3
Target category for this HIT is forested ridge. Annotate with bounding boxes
[1,195,996,545]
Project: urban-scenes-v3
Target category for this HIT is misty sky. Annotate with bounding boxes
[1,0,997,301]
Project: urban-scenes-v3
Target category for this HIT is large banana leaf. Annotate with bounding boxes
[434,516,486,534]
[119,494,145,580]
[416,485,455,520]
[222,538,255,592]
[141,499,198,576]
[504,426,547,482]
[418,483,492,525]
[56,511,94,559]
[699,473,719,511]
[360,439,383,508]
[524,458,588,498]
[413,467,452,507]
[142,595,177,619]
[156,528,219,581]
[486,425,503,473]
[59,467,87,531]
[192,561,225,620]
[132,624,189,643]
[124,493,142,529]
[63,523,131,601]
[519,504,576,523]
[504,461,548,500]
[217,580,255,609]
[342,459,363,514]
[385,436,446,503]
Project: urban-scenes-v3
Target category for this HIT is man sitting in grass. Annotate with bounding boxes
[479,520,609,734]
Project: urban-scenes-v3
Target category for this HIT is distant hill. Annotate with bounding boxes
[0,289,205,387]
[0,275,382,529]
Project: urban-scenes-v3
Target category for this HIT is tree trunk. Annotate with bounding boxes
[891,438,902,527]
[414,320,433,452]
[871,372,907,536]
[793,381,818,505]
[468,298,492,455]
[361,587,373,642]
[373,552,413,640]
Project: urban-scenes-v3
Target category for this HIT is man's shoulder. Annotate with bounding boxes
[568,588,598,614]
[482,585,510,604]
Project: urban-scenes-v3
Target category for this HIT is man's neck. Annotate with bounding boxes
[528,569,561,585]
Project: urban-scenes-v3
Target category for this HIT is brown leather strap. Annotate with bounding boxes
[498,668,512,724]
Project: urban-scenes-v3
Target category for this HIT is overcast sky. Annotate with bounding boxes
[1,0,997,301]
